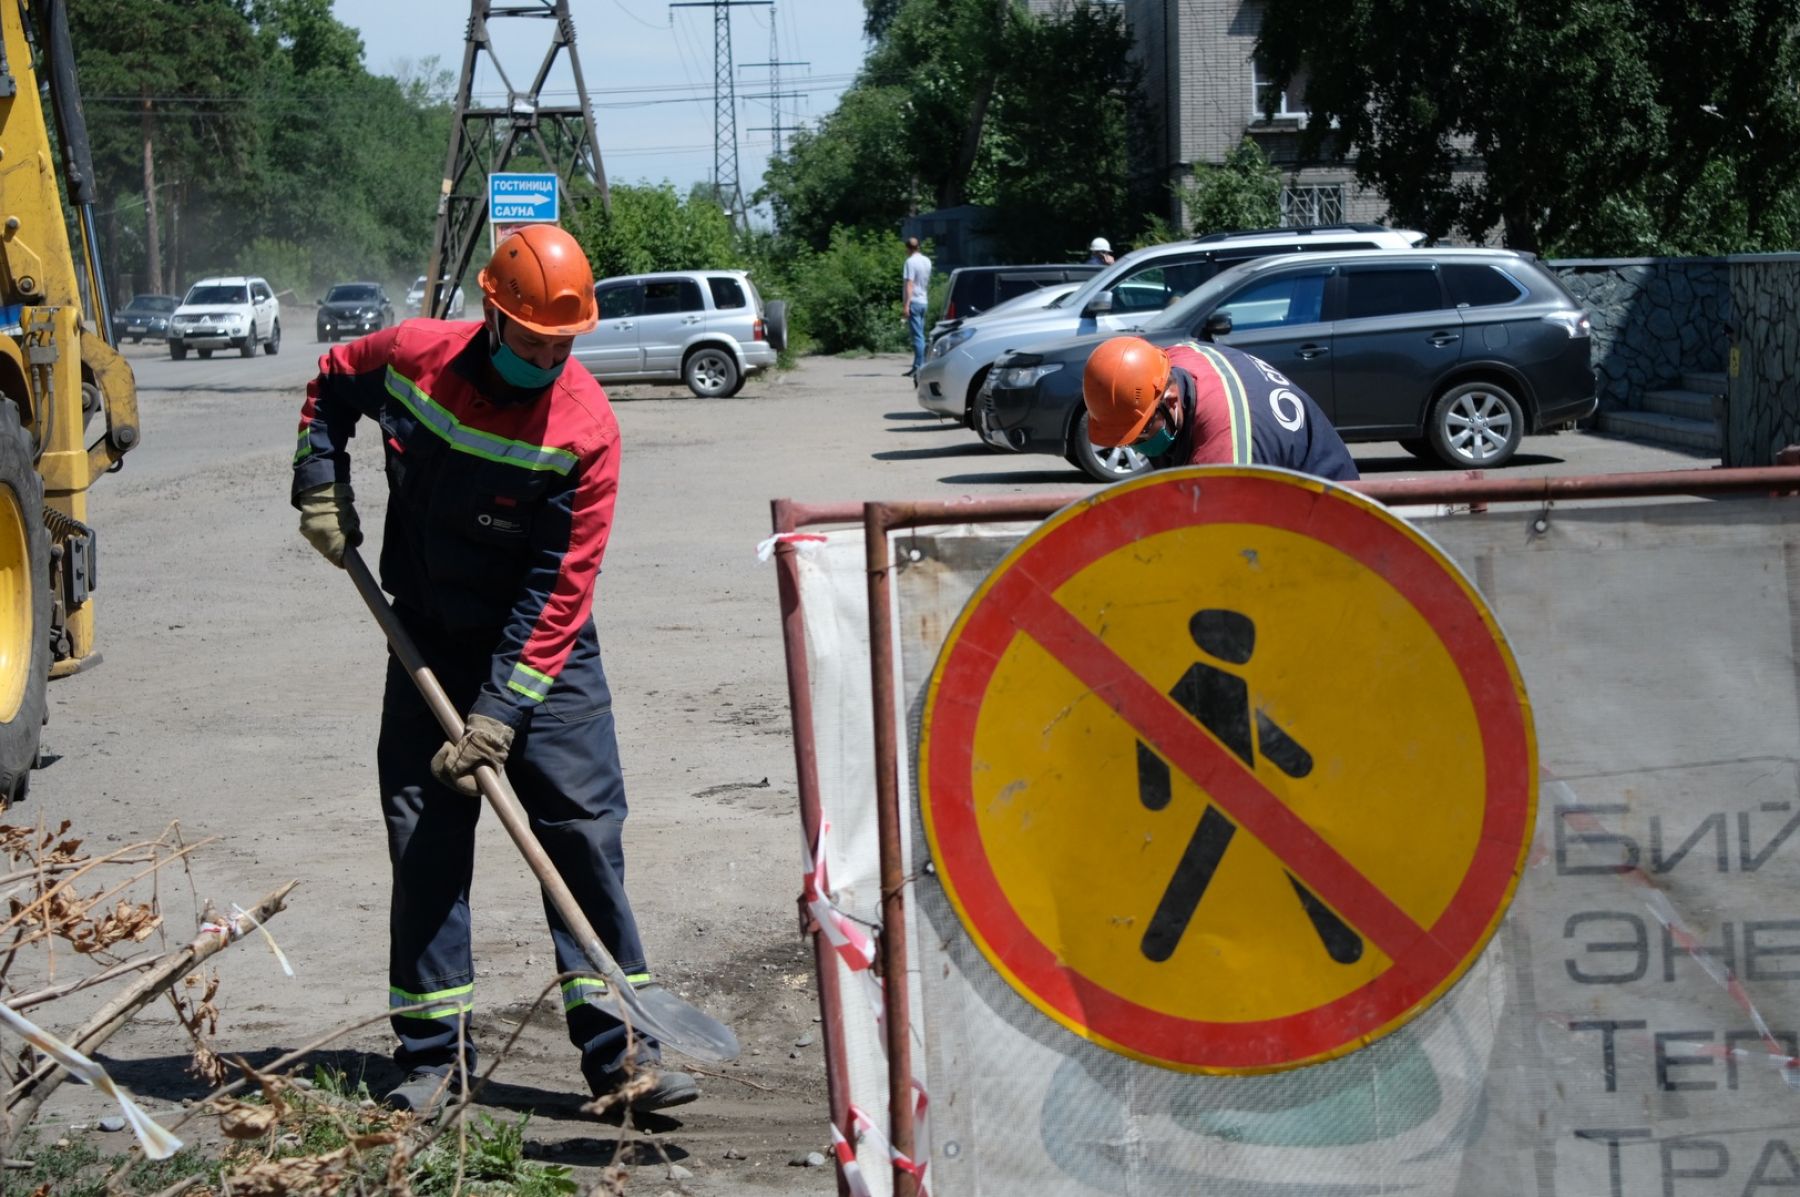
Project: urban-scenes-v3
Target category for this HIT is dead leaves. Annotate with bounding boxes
[171,972,225,1086]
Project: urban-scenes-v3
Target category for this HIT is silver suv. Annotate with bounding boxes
[915,224,1425,422]
[571,270,788,397]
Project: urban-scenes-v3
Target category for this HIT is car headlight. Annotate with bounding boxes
[929,327,975,360]
[994,362,1063,389]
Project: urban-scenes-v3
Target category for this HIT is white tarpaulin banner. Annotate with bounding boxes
[790,494,1800,1196]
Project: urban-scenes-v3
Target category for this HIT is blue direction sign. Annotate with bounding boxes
[488,173,560,223]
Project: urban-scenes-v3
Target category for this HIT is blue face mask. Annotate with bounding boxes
[1138,426,1176,458]
[491,340,567,390]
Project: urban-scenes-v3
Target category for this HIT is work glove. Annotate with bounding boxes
[430,713,514,797]
[296,482,362,568]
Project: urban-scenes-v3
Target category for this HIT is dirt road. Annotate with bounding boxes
[23,335,1703,1190]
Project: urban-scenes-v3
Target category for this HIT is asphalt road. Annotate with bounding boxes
[24,332,1708,1189]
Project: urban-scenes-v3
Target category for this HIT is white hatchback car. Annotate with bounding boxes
[404,276,466,318]
[169,276,281,360]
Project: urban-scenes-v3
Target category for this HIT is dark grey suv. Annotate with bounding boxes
[976,248,1596,480]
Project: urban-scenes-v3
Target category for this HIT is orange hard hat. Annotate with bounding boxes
[478,224,598,336]
[1084,336,1172,446]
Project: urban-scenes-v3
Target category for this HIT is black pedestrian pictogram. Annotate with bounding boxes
[1137,609,1364,966]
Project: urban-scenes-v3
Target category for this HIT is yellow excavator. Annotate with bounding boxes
[0,1,141,804]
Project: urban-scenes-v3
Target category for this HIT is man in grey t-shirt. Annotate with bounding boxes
[902,236,931,377]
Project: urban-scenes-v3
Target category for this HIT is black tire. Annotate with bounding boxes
[1066,409,1153,483]
[763,300,789,352]
[129,337,142,344]
[1428,380,1524,468]
[264,320,281,355]
[317,326,329,343]
[683,345,740,398]
[169,340,187,361]
[0,399,50,807]
[1398,438,1437,461]
[329,331,339,343]
[198,348,213,360]
[238,330,256,358]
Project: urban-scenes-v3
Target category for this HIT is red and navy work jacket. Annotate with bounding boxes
[292,320,620,730]
[1157,341,1360,482]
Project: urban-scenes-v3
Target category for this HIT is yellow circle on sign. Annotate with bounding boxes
[973,522,1484,1023]
[918,467,1537,1073]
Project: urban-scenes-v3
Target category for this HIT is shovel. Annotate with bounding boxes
[343,548,740,1064]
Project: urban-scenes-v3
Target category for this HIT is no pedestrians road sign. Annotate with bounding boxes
[488,173,559,223]
[917,467,1537,1074]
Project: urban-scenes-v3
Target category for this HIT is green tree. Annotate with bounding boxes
[757,85,918,251]
[1256,0,1800,253]
[1175,138,1281,237]
[982,1,1141,259]
[564,183,743,279]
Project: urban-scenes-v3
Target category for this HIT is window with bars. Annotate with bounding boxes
[1281,184,1345,227]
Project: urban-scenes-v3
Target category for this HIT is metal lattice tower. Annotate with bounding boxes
[672,0,769,224]
[744,8,809,157]
[422,0,609,320]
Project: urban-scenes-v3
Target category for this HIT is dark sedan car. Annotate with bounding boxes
[111,293,179,342]
[316,282,395,342]
[976,248,1597,481]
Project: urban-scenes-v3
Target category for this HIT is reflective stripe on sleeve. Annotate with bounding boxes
[384,366,580,476]
[506,663,556,703]
[389,982,474,1021]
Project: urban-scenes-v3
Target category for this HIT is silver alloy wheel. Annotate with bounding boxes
[1441,387,1517,463]
[685,347,736,397]
[1095,442,1150,476]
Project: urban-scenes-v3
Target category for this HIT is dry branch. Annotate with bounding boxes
[2,880,298,1145]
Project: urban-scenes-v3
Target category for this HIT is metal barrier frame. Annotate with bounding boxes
[769,464,1800,1197]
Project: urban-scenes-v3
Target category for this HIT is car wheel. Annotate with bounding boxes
[169,341,187,361]
[264,320,281,355]
[317,325,329,342]
[130,336,142,344]
[683,346,739,398]
[1398,438,1436,460]
[1428,380,1524,468]
[238,331,256,358]
[1066,410,1153,483]
[763,300,789,352]
[198,348,212,360]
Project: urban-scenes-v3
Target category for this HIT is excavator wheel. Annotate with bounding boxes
[0,399,47,808]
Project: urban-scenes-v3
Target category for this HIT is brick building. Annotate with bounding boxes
[1109,0,1390,230]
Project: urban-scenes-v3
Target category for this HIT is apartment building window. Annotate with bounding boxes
[1281,183,1345,227]
[1251,57,1310,122]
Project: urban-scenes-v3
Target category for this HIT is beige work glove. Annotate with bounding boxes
[296,482,362,567]
[430,714,514,797]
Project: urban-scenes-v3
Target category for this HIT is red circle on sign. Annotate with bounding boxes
[919,469,1535,1072]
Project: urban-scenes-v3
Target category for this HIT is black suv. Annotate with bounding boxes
[976,248,1596,481]
[934,263,1102,328]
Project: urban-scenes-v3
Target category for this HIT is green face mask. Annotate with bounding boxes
[491,340,567,390]
[1138,426,1176,458]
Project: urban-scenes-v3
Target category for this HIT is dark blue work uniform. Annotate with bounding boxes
[1155,342,1360,482]
[292,320,652,1093]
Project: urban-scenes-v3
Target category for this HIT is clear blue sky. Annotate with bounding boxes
[341,0,868,206]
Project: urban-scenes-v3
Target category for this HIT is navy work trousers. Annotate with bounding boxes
[378,607,651,1092]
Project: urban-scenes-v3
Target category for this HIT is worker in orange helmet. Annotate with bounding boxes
[291,224,699,1119]
[1083,336,1359,481]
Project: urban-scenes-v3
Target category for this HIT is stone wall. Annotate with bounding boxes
[1547,258,1731,413]
[1724,256,1800,467]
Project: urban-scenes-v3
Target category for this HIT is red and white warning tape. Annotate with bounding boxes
[803,818,934,1192]
[756,531,829,563]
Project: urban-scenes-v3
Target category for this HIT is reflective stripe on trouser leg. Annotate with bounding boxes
[561,973,653,1011]
[379,645,481,1076]
[506,627,655,1088]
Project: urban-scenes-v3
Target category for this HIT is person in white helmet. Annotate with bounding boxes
[1086,236,1115,266]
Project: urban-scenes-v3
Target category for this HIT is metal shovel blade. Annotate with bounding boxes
[343,550,740,1064]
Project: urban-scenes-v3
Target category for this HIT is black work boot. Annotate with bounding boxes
[588,1059,700,1116]
[385,1067,461,1119]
